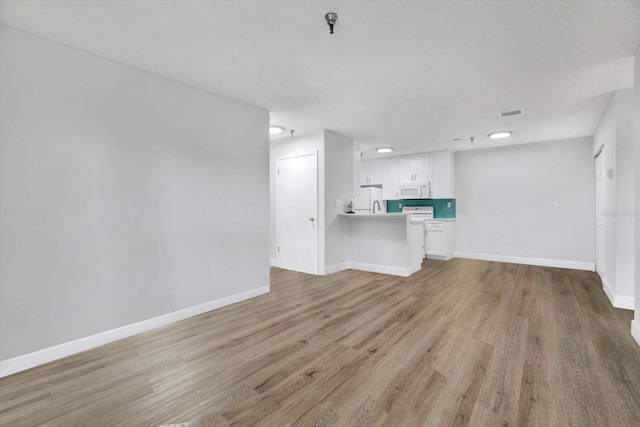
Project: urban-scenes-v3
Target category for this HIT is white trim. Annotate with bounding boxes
[453,251,595,271]
[0,286,270,378]
[600,277,634,310]
[426,254,453,261]
[632,319,640,347]
[292,261,414,277]
[614,295,635,310]
[324,262,349,275]
[602,278,615,306]
[347,261,412,277]
[269,258,277,267]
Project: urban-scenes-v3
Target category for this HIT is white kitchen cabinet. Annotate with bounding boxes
[382,157,399,200]
[415,154,431,182]
[397,156,415,183]
[430,151,455,198]
[380,150,454,199]
[360,159,382,186]
[398,153,431,183]
[425,220,455,260]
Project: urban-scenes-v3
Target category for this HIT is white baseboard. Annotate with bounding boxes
[347,262,412,277]
[324,262,349,275]
[602,278,615,306]
[285,261,409,277]
[426,254,453,261]
[614,295,635,310]
[600,276,634,310]
[0,286,270,378]
[269,258,277,267]
[632,319,640,347]
[453,251,595,272]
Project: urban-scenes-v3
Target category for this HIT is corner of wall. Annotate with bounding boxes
[633,45,640,328]
[632,319,640,347]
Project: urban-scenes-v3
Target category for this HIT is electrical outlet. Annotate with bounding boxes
[553,201,560,208]
[335,199,340,208]
[399,203,402,209]
[446,201,452,208]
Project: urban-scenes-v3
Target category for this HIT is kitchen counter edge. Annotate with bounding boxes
[338,213,408,219]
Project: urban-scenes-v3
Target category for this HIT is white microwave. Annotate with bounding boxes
[399,182,431,199]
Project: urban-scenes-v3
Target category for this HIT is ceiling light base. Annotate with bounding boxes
[325,12,338,34]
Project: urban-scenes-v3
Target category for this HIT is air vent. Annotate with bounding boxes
[499,109,524,117]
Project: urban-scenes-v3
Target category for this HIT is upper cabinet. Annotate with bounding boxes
[360,159,382,186]
[398,154,430,183]
[415,154,431,182]
[430,151,454,198]
[397,156,414,183]
[379,151,454,200]
[382,157,399,200]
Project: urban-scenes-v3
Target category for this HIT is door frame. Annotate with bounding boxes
[594,147,605,277]
[275,151,320,275]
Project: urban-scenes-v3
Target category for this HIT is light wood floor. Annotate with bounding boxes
[2,259,640,426]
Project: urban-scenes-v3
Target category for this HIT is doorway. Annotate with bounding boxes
[595,150,604,277]
[276,153,318,274]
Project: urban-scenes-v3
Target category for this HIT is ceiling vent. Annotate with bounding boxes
[499,109,523,117]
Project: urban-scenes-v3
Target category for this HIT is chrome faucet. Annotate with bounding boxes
[373,200,381,214]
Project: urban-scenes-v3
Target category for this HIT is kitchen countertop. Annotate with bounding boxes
[339,213,456,220]
[338,213,408,219]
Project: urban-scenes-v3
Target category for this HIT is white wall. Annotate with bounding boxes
[324,131,354,269]
[269,132,325,266]
[593,89,636,309]
[455,137,595,269]
[0,25,269,363]
[614,89,636,306]
[593,95,619,294]
[269,130,354,273]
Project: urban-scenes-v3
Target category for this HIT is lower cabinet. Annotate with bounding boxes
[424,220,455,260]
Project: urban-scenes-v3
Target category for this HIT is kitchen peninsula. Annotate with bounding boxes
[337,213,424,277]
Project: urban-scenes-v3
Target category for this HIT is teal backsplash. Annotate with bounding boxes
[386,199,456,218]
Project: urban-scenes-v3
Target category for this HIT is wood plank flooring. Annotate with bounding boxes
[1,259,640,426]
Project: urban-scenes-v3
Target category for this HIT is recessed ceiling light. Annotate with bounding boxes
[376,147,394,153]
[269,125,285,135]
[488,131,512,139]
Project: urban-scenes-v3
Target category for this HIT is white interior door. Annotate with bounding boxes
[595,151,604,276]
[276,153,318,275]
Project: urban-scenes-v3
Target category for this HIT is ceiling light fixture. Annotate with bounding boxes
[325,12,338,34]
[488,131,512,139]
[269,125,285,135]
[376,147,393,153]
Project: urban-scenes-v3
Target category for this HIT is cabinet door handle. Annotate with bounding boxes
[309,217,315,222]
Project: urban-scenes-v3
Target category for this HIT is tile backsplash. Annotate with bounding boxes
[386,199,456,218]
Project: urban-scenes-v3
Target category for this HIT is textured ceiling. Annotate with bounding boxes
[1,0,639,158]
